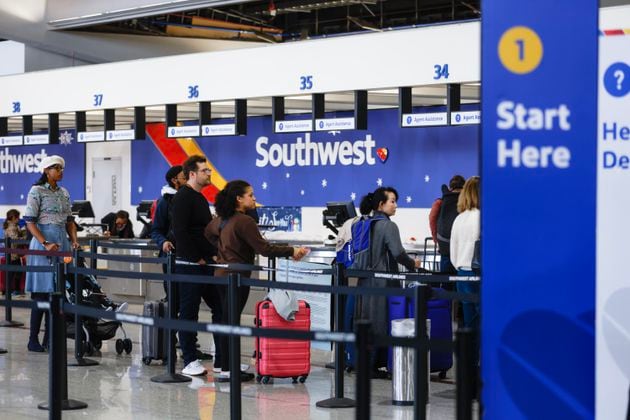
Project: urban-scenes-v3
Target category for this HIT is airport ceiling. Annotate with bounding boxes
[63,0,481,43]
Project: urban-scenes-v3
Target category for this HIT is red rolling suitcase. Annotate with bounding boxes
[254,300,311,384]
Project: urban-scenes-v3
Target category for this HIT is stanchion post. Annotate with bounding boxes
[316,262,355,408]
[38,287,87,412]
[413,284,429,420]
[355,320,372,420]
[151,252,190,383]
[269,256,276,282]
[89,239,97,270]
[456,328,474,420]
[68,249,98,367]
[0,237,23,328]
[228,272,242,420]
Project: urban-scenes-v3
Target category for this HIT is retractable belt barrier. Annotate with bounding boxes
[0,243,479,420]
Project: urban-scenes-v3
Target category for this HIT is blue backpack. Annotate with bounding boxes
[336,215,385,269]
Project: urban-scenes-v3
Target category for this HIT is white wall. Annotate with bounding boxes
[0,41,25,76]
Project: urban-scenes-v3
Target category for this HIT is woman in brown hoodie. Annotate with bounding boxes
[205,179,308,381]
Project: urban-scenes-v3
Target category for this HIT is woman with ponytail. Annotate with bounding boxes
[205,180,308,382]
[355,186,420,376]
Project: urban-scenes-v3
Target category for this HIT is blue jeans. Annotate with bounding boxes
[175,263,215,366]
[456,269,479,329]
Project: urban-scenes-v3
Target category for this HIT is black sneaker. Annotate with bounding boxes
[215,371,255,382]
[195,350,213,360]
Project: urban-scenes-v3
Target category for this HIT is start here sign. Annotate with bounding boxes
[482,0,597,419]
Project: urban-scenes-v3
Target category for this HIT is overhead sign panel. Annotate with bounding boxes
[274,120,313,133]
[106,129,135,141]
[314,118,355,131]
[0,136,23,146]
[23,134,49,145]
[451,110,480,125]
[77,131,104,143]
[401,112,448,127]
[482,0,597,418]
[167,125,199,138]
[201,124,236,136]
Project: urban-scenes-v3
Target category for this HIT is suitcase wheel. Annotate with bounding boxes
[292,376,298,384]
[299,375,307,384]
[142,357,152,366]
[261,376,271,384]
[255,375,262,383]
[115,339,124,355]
[123,338,133,355]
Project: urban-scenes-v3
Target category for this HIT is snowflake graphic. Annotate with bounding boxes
[0,186,3,191]
[350,192,356,201]
[376,178,383,187]
[300,190,305,196]
[19,194,24,200]
[138,186,143,194]
[262,182,268,190]
[406,196,412,203]
[285,172,290,179]
[58,130,73,146]
[424,175,430,183]
[321,179,328,188]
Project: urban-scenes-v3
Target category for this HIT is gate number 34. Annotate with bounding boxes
[433,64,450,80]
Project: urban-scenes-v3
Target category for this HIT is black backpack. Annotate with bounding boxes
[436,191,460,255]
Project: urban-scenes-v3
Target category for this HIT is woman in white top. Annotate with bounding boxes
[450,176,480,329]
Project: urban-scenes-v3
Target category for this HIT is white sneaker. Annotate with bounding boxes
[212,364,249,373]
[115,302,128,313]
[182,360,207,376]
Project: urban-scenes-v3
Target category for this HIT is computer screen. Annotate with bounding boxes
[323,201,357,227]
[71,200,95,218]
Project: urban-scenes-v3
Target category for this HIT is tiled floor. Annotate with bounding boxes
[0,303,461,419]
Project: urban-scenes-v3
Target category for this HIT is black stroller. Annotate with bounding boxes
[65,257,132,356]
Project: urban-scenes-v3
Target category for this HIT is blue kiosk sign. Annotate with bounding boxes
[482,1,598,418]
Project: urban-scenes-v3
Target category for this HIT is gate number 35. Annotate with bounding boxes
[299,75,313,90]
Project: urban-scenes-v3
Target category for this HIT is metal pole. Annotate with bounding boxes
[151,252,189,383]
[0,237,23,327]
[316,262,355,408]
[414,284,429,420]
[89,239,97,270]
[38,286,87,412]
[68,249,98,366]
[228,272,242,420]
[355,320,371,420]
[456,328,474,420]
[48,294,62,419]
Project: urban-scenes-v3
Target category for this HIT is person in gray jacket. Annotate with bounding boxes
[355,186,420,376]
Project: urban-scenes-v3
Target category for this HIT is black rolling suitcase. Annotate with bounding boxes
[142,300,167,365]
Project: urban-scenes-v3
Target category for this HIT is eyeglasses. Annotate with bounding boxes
[48,165,64,171]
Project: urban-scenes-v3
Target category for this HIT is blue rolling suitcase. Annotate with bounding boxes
[409,289,453,378]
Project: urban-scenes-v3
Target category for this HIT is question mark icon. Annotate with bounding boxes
[605,62,630,97]
[614,70,624,91]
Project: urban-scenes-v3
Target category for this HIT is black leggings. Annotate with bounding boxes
[29,292,50,344]
[217,284,250,372]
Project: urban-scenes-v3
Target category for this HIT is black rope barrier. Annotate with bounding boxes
[96,240,160,251]
[77,251,167,265]
[0,242,481,420]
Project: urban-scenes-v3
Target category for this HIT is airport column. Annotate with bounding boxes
[482,1,597,418]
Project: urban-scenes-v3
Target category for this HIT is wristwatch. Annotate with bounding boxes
[42,240,50,246]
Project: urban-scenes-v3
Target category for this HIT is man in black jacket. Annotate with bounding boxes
[171,155,217,376]
[152,165,219,363]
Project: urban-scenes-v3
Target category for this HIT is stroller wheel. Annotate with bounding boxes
[123,338,133,354]
[142,357,152,366]
[115,339,124,355]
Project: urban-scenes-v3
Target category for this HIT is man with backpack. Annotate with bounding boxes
[435,175,466,274]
